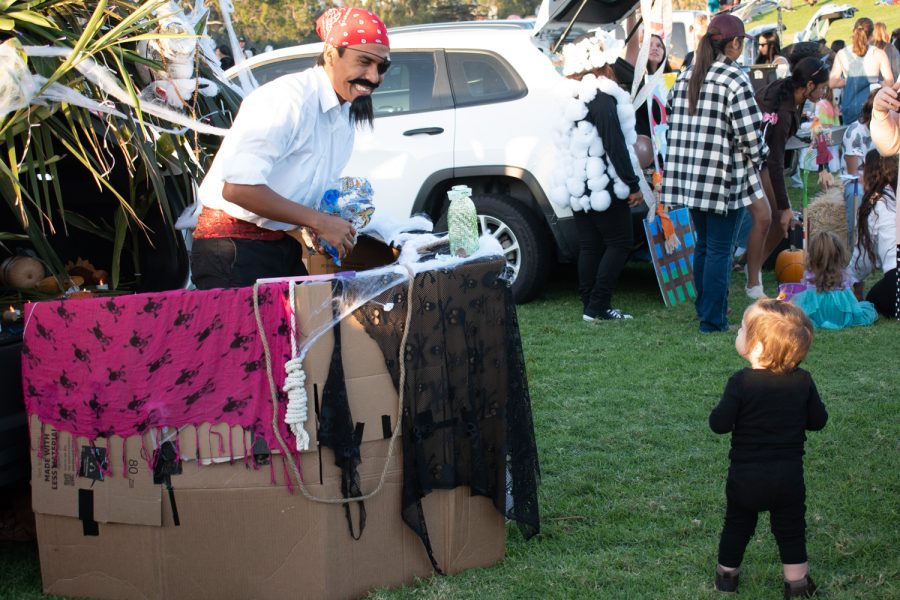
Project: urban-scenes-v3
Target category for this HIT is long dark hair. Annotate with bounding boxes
[649,34,673,74]
[316,48,375,129]
[754,31,782,64]
[855,149,898,268]
[687,27,737,115]
[760,57,829,112]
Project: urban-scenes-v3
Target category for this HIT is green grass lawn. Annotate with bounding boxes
[749,0,900,47]
[3,257,897,599]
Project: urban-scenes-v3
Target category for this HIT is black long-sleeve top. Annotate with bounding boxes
[585,92,641,199]
[756,79,801,211]
[709,367,828,462]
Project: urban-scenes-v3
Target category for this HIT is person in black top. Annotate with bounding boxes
[743,58,829,300]
[709,298,828,598]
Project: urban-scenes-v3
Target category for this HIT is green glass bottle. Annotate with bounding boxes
[447,185,479,258]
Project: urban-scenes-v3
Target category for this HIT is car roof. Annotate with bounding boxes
[226,26,542,78]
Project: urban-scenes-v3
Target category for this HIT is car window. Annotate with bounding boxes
[234,51,452,118]
[371,51,453,117]
[446,52,526,108]
[247,56,317,85]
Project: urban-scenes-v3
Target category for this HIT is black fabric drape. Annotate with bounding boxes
[351,258,540,571]
[317,280,367,539]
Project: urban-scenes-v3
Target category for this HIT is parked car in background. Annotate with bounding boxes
[228,18,649,302]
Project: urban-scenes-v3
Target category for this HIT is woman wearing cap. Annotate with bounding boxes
[191,8,390,288]
[549,30,646,321]
[829,17,894,125]
[662,13,769,333]
[744,57,830,298]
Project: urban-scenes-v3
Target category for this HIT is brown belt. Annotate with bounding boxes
[193,208,285,241]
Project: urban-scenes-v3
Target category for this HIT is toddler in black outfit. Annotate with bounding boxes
[709,299,828,598]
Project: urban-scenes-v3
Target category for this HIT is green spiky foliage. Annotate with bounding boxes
[0,0,242,292]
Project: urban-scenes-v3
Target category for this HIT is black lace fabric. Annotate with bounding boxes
[351,257,540,572]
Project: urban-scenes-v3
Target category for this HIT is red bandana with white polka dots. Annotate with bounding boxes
[315,7,389,49]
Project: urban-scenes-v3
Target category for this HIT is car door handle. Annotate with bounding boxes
[403,127,444,136]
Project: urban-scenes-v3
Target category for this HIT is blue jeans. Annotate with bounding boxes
[690,208,743,332]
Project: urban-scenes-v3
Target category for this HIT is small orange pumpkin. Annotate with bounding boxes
[775,248,805,283]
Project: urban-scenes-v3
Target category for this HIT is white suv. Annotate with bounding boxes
[228,20,647,302]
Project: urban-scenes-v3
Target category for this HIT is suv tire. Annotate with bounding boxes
[441,194,550,303]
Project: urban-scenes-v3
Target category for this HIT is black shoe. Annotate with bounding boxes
[598,308,633,320]
[784,575,818,598]
[715,568,740,593]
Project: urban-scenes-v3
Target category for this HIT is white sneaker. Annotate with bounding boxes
[745,284,767,299]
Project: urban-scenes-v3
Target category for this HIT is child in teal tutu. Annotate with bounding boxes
[790,231,878,329]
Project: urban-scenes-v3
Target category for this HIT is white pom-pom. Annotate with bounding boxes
[588,136,603,157]
[571,157,587,177]
[586,156,604,179]
[613,181,630,199]
[580,196,592,211]
[564,99,588,122]
[598,173,610,189]
[590,191,611,212]
[549,185,570,208]
[570,196,583,211]
[587,177,604,192]
[566,176,585,197]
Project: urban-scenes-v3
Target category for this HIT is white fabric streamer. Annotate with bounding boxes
[21,46,230,136]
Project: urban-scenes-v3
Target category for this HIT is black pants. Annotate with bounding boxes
[718,460,808,568]
[573,201,633,316]
[190,237,307,290]
[866,267,898,320]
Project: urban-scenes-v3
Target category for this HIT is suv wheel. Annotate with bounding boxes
[441,194,549,303]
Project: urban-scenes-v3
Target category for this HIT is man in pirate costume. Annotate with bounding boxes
[549,29,647,321]
[191,8,390,289]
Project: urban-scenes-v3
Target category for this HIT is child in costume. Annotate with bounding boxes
[710,299,828,598]
[790,231,877,328]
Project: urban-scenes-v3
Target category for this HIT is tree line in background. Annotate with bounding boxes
[207,0,541,50]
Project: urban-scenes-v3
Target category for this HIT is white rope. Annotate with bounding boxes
[253,265,416,504]
[282,281,310,452]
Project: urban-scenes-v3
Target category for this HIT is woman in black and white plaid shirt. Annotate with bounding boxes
[662,13,769,333]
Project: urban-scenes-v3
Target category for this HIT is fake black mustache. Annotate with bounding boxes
[349,78,379,91]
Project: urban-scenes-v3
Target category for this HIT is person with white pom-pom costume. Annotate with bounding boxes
[549,30,645,322]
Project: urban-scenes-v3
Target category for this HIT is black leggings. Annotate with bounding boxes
[717,461,808,568]
[573,200,633,315]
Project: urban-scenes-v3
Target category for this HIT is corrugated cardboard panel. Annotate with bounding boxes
[38,432,505,600]
[35,438,504,600]
[30,416,162,526]
[36,513,162,600]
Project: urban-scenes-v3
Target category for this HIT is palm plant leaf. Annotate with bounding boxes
[0,0,240,291]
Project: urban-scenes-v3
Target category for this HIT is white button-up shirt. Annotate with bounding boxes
[198,66,354,230]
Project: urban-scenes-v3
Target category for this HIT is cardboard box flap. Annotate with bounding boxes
[30,416,162,526]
